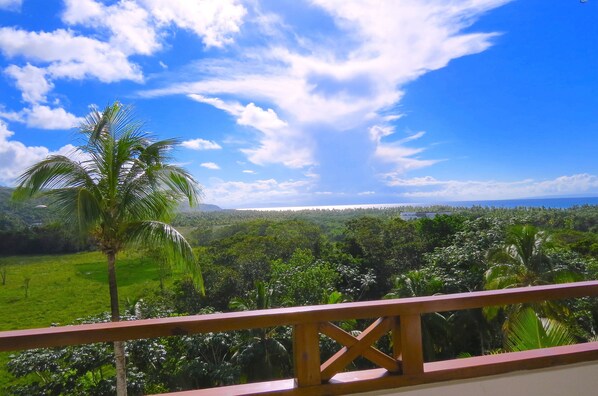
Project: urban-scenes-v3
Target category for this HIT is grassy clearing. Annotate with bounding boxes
[0,251,184,389]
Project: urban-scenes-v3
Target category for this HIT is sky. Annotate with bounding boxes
[0,0,597,209]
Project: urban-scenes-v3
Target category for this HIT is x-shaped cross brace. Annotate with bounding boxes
[319,317,402,381]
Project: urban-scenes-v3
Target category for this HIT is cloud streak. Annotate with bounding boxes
[204,177,315,207]
[181,138,222,150]
[387,174,598,200]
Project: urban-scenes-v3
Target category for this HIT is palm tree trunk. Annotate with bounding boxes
[108,252,127,396]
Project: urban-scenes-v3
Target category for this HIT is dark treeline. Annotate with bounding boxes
[5,203,598,394]
[0,187,87,255]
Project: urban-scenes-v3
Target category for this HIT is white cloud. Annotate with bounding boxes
[242,169,256,174]
[237,103,288,130]
[5,64,53,104]
[0,120,77,184]
[200,162,220,170]
[0,105,82,130]
[62,0,160,56]
[188,94,243,115]
[61,0,104,23]
[22,105,83,130]
[0,107,22,122]
[61,0,246,52]
[189,94,314,168]
[237,103,313,168]
[204,177,314,207]
[370,126,439,173]
[0,0,246,116]
[0,28,143,83]
[181,138,222,150]
[386,174,598,200]
[144,0,509,172]
[0,0,21,11]
[140,0,246,48]
[358,191,375,196]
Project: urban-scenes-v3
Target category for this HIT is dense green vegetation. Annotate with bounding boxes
[0,251,184,391]
[1,204,597,394]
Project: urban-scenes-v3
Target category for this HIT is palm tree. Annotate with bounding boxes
[484,225,576,326]
[485,225,555,290]
[13,102,203,396]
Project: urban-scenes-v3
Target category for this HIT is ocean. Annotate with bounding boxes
[238,197,598,211]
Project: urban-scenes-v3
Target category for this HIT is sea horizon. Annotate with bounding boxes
[235,196,598,211]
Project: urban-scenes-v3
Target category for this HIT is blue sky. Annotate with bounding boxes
[0,0,596,208]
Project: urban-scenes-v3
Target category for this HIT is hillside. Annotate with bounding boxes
[0,186,222,229]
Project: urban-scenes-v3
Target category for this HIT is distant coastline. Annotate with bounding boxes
[237,196,598,211]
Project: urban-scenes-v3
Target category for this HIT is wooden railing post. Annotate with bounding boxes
[400,314,423,375]
[293,322,321,387]
[391,316,402,361]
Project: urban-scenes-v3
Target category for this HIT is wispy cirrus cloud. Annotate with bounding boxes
[369,126,439,174]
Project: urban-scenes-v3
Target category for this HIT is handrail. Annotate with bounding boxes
[2,281,598,395]
[2,281,597,351]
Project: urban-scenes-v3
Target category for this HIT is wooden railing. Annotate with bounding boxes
[2,281,598,395]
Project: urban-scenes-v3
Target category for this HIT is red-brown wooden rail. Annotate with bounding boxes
[2,281,598,395]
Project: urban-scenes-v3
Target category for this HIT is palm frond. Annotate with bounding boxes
[43,188,102,236]
[119,189,175,223]
[505,308,574,351]
[155,165,202,206]
[13,155,94,200]
[484,263,523,290]
[123,221,204,293]
[140,138,179,164]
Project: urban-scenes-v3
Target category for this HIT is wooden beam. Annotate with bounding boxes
[2,281,598,352]
[293,323,321,387]
[391,316,402,363]
[159,342,598,395]
[400,314,423,375]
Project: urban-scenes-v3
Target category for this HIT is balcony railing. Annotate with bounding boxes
[2,281,598,395]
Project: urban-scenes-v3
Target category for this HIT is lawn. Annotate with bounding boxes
[0,251,182,389]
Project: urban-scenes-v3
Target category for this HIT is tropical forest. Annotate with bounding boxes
[1,142,597,394]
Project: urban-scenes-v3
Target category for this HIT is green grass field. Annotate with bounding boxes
[0,251,183,389]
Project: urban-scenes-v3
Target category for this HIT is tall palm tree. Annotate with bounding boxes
[13,102,203,396]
